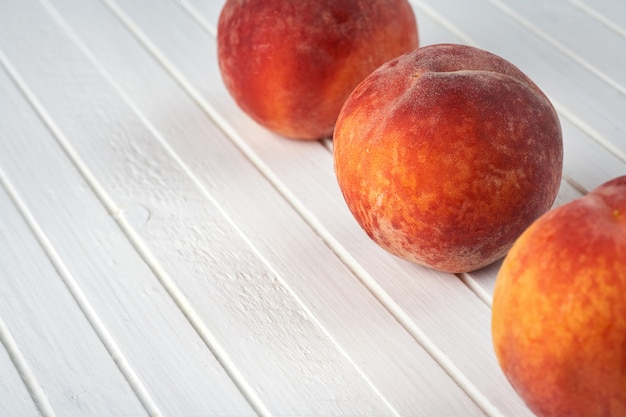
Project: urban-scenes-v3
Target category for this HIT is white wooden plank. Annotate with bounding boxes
[0,1,488,415]
[570,0,626,38]
[0,33,257,417]
[96,0,549,415]
[0,175,148,416]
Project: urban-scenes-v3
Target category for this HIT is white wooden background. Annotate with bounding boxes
[0,0,624,416]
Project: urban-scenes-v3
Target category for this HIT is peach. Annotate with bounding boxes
[217,0,418,140]
[492,175,626,417]
[333,44,563,273]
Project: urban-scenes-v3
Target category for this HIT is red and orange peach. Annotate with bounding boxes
[217,0,418,140]
[333,43,563,272]
[492,175,626,417]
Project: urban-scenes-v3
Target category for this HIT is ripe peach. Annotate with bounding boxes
[217,0,418,140]
[333,44,563,273]
[492,175,626,417]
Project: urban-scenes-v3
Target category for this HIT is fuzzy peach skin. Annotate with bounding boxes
[333,44,563,273]
[492,175,626,417]
[217,0,418,140]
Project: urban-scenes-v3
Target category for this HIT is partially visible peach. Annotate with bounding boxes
[217,0,418,140]
[333,44,563,273]
[492,175,626,417]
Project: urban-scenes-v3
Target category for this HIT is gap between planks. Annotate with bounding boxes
[0,258,56,417]
[568,0,626,40]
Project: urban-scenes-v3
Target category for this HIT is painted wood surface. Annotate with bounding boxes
[0,0,624,416]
